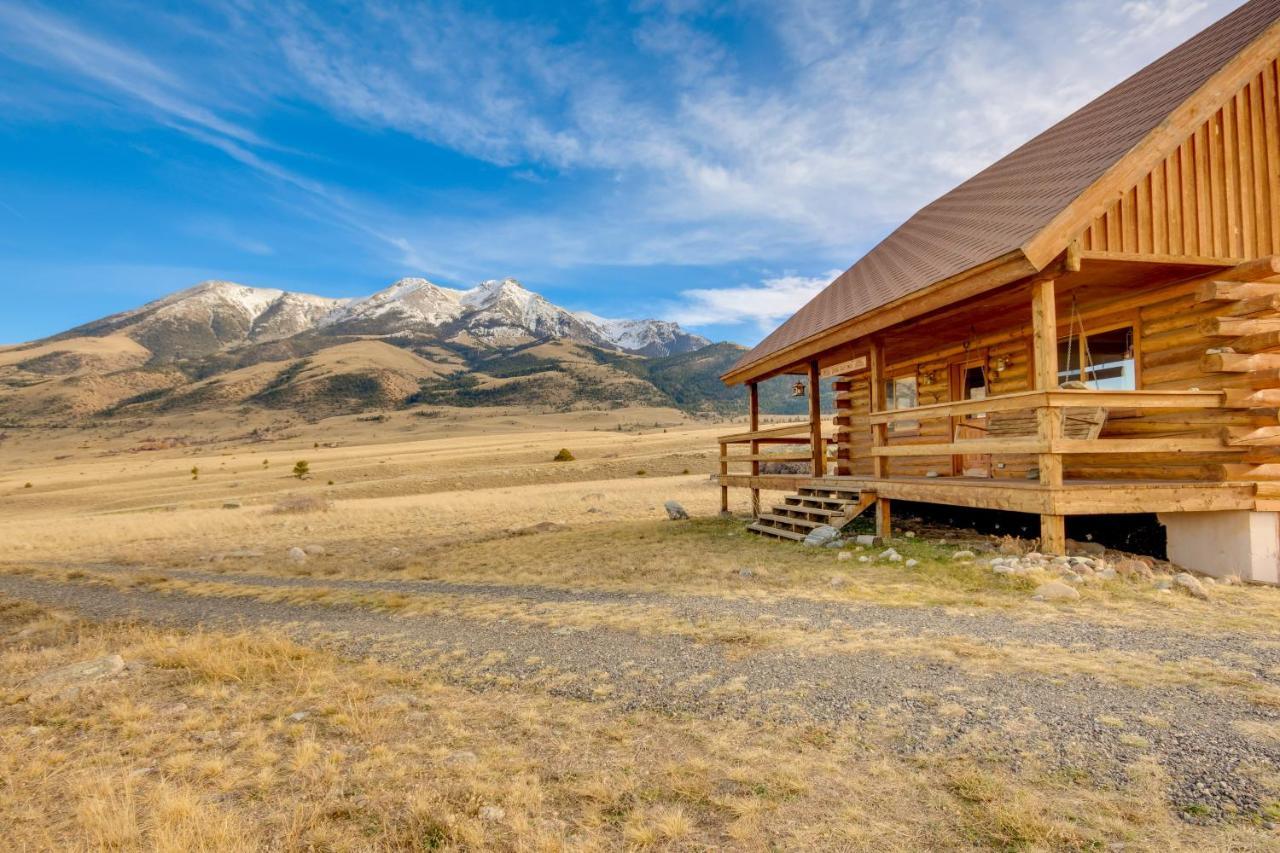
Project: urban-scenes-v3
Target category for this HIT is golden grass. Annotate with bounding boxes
[11,560,1280,710]
[2,598,1275,851]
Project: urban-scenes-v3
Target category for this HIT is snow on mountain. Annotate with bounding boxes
[51,276,709,360]
[329,278,465,328]
[57,281,348,360]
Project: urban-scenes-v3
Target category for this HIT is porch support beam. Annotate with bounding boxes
[1032,278,1066,553]
[749,381,761,518]
[808,360,826,478]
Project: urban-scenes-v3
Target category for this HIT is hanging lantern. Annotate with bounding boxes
[791,381,807,398]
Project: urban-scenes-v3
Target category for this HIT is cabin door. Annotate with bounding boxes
[950,363,992,478]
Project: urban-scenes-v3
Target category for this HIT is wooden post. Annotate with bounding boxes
[869,339,888,481]
[749,382,761,518]
[868,338,890,537]
[1031,278,1065,553]
[1031,278,1059,392]
[719,440,728,515]
[808,360,826,478]
[875,497,892,540]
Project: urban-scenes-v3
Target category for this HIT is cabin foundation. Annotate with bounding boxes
[1159,510,1280,584]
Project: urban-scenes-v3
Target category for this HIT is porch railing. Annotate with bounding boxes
[717,422,836,514]
[865,389,1240,477]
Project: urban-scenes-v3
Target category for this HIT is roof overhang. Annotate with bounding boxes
[721,250,1039,386]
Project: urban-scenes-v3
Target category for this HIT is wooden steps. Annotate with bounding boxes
[747,486,877,542]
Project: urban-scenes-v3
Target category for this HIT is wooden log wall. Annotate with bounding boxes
[1078,57,1280,260]
[1069,274,1280,482]
[833,377,872,476]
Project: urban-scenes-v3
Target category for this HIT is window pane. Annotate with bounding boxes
[887,376,918,434]
[1058,327,1134,390]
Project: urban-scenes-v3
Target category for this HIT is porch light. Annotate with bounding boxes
[791,381,807,398]
[991,355,1010,375]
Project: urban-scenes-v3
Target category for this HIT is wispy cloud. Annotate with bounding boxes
[667,271,844,331]
[0,0,1243,318]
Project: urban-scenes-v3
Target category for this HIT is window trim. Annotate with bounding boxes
[1055,319,1138,390]
[883,372,921,436]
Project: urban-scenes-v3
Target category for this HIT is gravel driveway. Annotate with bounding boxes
[2,567,1278,820]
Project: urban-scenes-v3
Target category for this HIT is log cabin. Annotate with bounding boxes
[717,0,1280,583]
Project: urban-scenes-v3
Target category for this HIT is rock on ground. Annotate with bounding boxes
[664,500,689,521]
[803,525,840,547]
[1032,580,1080,602]
[1174,572,1210,600]
[24,654,125,702]
[287,547,307,564]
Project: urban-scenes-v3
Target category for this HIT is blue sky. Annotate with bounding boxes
[0,0,1241,344]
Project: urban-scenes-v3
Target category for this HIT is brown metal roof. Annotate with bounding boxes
[728,0,1280,381]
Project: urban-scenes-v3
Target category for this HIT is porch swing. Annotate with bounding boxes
[983,294,1109,450]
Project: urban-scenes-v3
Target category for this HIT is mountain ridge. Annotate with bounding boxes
[49,277,710,361]
[2,276,771,423]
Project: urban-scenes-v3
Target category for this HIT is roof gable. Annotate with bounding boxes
[728,0,1280,383]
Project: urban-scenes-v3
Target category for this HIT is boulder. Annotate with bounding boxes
[24,654,125,702]
[854,534,882,547]
[951,550,975,562]
[878,547,903,562]
[1113,558,1152,579]
[479,805,506,823]
[1032,580,1080,601]
[836,552,852,562]
[664,501,689,521]
[904,558,919,568]
[803,525,840,547]
[1173,572,1210,600]
[303,544,325,556]
[287,547,307,564]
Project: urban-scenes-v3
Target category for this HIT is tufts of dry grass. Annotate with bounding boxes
[3,597,1275,851]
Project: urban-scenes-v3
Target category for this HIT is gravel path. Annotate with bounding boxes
[22,560,1280,678]
[2,568,1279,819]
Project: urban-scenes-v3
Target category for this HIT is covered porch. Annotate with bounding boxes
[718,256,1280,554]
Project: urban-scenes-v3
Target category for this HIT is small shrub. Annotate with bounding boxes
[270,495,332,515]
[190,466,199,481]
[23,482,31,489]
[292,460,310,479]
[327,480,335,486]
[553,448,575,462]
[636,469,647,476]
[262,459,269,468]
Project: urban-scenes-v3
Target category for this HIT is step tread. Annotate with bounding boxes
[747,523,807,541]
[773,504,844,518]
[757,513,826,529]
[786,495,852,507]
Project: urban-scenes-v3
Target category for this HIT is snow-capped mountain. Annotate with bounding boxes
[317,277,708,355]
[48,277,709,360]
[576,313,711,358]
[56,281,348,360]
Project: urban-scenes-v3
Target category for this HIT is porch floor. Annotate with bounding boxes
[720,473,1260,515]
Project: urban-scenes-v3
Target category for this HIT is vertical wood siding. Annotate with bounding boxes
[1078,58,1280,260]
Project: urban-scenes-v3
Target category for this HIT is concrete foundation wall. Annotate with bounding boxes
[1158,510,1279,585]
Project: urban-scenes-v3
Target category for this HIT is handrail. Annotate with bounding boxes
[868,388,1227,425]
[717,422,810,443]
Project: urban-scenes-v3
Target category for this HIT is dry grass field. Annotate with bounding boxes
[2,405,1280,850]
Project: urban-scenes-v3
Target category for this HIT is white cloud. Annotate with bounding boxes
[668,271,843,330]
[0,0,1243,280]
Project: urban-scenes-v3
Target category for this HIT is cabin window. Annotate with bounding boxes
[1057,326,1135,390]
[884,375,919,434]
